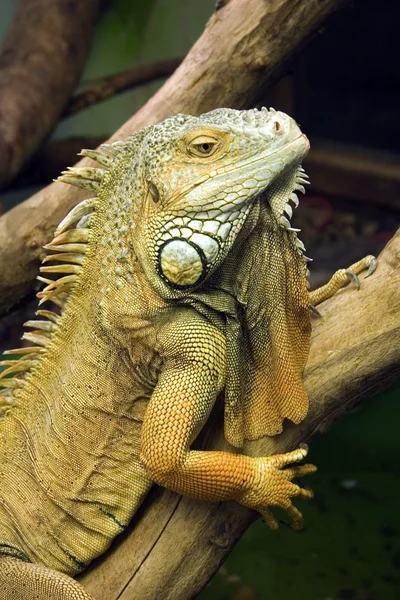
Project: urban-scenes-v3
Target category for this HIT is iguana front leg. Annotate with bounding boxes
[140,317,316,530]
[0,557,94,600]
[309,254,376,308]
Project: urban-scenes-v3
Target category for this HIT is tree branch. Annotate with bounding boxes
[77,229,400,600]
[306,140,400,211]
[63,59,182,118]
[0,0,351,316]
[0,0,105,190]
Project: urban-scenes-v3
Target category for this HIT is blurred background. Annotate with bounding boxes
[0,1,399,598]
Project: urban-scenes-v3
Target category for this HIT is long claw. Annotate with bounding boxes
[309,303,322,317]
[365,256,377,278]
[309,254,377,307]
[345,270,360,290]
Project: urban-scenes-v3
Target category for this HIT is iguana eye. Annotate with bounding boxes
[187,136,219,158]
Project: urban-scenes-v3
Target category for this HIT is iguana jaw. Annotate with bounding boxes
[153,140,309,292]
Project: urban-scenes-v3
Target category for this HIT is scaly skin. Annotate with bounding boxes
[0,108,375,599]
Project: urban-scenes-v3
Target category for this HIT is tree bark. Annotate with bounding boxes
[0,0,351,316]
[0,0,104,190]
[77,230,400,599]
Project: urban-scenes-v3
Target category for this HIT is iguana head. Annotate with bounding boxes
[117,108,309,296]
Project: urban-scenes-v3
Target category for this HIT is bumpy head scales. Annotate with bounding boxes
[107,107,310,296]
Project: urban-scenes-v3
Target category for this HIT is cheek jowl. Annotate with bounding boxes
[158,234,219,288]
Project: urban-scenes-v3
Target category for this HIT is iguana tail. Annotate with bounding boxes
[0,556,94,600]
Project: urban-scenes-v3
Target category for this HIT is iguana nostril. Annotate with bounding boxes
[274,121,281,133]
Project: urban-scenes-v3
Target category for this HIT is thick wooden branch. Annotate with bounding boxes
[0,0,351,316]
[0,0,104,189]
[63,59,182,117]
[77,230,400,600]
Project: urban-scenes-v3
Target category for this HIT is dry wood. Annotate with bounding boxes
[0,0,104,190]
[305,140,400,210]
[63,59,182,117]
[0,0,351,316]
[77,230,400,599]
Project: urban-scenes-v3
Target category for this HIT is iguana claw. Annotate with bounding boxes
[241,445,317,531]
[309,303,322,317]
[309,254,377,307]
[344,269,360,290]
[365,256,377,278]
[347,255,377,285]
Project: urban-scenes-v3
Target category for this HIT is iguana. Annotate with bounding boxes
[0,108,375,600]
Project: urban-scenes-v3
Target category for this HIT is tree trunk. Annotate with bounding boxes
[0,0,104,189]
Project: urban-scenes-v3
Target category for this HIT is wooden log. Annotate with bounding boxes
[78,230,400,599]
[0,0,351,316]
[0,0,104,189]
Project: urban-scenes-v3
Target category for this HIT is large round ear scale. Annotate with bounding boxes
[157,237,207,290]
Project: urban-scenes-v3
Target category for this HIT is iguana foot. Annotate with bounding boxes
[240,445,316,531]
[309,254,376,308]
[0,557,95,600]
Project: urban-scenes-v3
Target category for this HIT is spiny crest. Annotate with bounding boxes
[56,139,127,190]
[0,145,115,418]
[58,166,104,192]
[272,165,312,267]
[262,164,312,289]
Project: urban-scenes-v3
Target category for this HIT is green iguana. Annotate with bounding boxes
[0,108,375,600]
